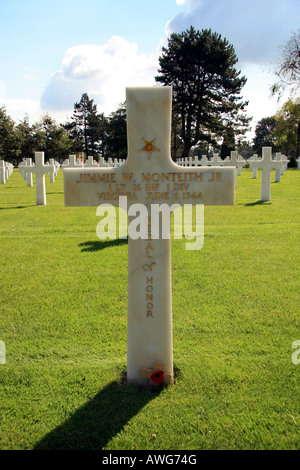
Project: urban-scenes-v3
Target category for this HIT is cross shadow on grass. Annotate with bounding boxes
[34,373,162,450]
[243,200,272,207]
[0,204,36,210]
[79,239,128,252]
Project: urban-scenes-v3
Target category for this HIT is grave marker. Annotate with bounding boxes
[0,160,6,184]
[251,147,281,201]
[24,152,55,205]
[275,152,283,182]
[26,158,33,187]
[63,87,235,385]
[85,156,99,168]
[249,154,259,179]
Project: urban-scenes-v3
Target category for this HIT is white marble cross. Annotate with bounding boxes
[275,152,283,182]
[63,87,235,386]
[24,152,55,205]
[237,156,245,176]
[85,156,99,168]
[49,159,60,179]
[26,158,33,187]
[249,154,259,179]
[209,153,222,166]
[69,155,83,168]
[0,160,6,184]
[99,157,109,168]
[196,155,210,166]
[281,155,290,175]
[219,151,239,168]
[251,147,282,201]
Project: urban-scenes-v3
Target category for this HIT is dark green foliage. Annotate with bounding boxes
[253,117,279,154]
[155,27,251,157]
[105,103,127,159]
[0,106,17,163]
[64,93,106,158]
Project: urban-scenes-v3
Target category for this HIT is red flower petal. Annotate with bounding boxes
[150,370,164,384]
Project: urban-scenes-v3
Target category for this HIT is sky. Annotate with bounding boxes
[0,0,299,141]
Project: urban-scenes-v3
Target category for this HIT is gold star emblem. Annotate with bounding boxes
[140,138,160,159]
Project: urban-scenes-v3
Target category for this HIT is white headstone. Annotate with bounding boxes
[237,155,245,176]
[280,155,290,175]
[99,157,108,168]
[24,152,55,205]
[0,160,6,184]
[63,87,235,385]
[275,152,282,182]
[85,156,99,168]
[249,154,259,179]
[197,155,210,166]
[209,153,222,166]
[251,147,281,201]
[26,158,33,187]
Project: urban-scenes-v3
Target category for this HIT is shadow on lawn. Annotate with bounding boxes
[79,239,128,252]
[243,200,272,207]
[0,205,36,210]
[34,376,162,450]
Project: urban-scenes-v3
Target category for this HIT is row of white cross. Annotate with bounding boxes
[0,160,14,184]
[178,150,290,176]
[3,147,299,205]
[62,155,126,168]
[16,153,126,204]
[178,149,295,202]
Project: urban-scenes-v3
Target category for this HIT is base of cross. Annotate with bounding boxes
[141,362,173,386]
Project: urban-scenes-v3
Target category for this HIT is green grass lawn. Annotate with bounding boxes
[0,167,299,450]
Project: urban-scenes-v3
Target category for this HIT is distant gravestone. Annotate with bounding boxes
[249,154,259,179]
[208,153,222,166]
[297,157,300,170]
[24,152,55,205]
[99,157,108,168]
[85,156,99,168]
[26,158,33,187]
[0,160,6,184]
[275,153,283,183]
[63,87,235,385]
[237,155,245,176]
[251,147,281,201]
[69,155,83,168]
[281,155,290,175]
[197,155,210,166]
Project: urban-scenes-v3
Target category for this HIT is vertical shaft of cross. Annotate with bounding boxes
[127,235,173,384]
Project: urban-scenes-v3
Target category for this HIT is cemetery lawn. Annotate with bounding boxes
[0,168,299,450]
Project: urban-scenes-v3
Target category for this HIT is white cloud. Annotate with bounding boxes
[167,0,300,66]
[2,99,42,123]
[41,36,159,117]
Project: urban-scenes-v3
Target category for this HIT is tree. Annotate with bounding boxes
[271,30,300,99]
[155,27,251,158]
[32,114,72,161]
[253,117,278,154]
[65,93,104,158]
[220,125,235,159]
[15,115,36,162]
[105,103,127,159]
[272,98,300,158]
[0,106,17,163]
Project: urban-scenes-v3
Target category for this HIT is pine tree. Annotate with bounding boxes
[156,27,251,158]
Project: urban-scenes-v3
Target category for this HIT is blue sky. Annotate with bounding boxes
[0,0,299,140]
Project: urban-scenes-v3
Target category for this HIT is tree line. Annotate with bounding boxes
[0,27,299,166]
